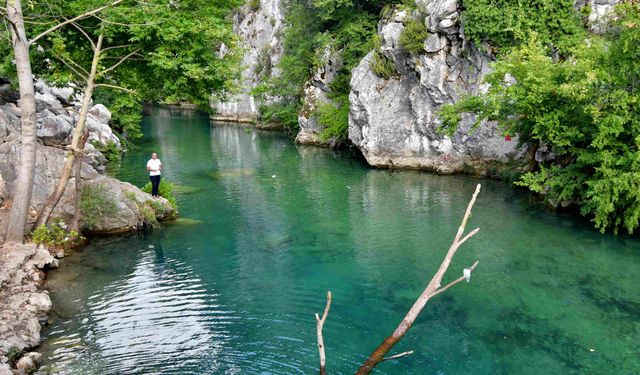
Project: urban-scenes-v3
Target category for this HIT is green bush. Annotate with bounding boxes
[248,0,260,11]
[142,179,178,210]
[80,184,118,229]
[370,50,396,79]
[318,95,350,141]
[461,0,585,54]
[439,5,640,233]
[31,220,84,249]
[399,18,428,55]
[90,140,121,162]
[139,202,160,228]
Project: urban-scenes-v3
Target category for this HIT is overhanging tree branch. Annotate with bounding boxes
[100,43,134,53]
[98,48,139,76]
[29,0,123,46]
[94,83,137,95]
[54,55,89,80]
[67,20,95,50]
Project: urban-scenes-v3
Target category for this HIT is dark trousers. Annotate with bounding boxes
[150,175,161,196]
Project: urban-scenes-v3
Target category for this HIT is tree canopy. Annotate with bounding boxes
[440,4,640,233]
[1,0,242,139]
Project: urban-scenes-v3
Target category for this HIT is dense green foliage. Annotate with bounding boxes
[31,220,84,249]
[1,0,241,141]
[255,0,399,137]
[90,140,121,162]
[440,5,640,233]
[399,18,428,55]
[461,0,586,53]
[317,95,350,140]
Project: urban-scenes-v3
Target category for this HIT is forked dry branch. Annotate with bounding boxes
[314,184,482,374]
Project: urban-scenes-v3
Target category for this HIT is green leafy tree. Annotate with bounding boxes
[461,0,586,54]
[2,0,242,141]
[255,0,399,137]
[440,5,640,233]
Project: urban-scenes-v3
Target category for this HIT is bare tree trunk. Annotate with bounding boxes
[315,291,332,375]
[34,33,104,227]
[3,0,38,243]
[69,129,89,232]
[355,184,482,375]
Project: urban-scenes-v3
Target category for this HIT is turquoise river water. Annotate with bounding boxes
[39,107,640,374]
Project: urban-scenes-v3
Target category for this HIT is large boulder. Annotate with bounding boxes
[0,87,173,234]
[210,0,286,122]
[85,103,120,147]
[348,3,529,175]
[348,0,622,175]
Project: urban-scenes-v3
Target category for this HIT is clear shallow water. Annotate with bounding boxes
[40,107,640,374]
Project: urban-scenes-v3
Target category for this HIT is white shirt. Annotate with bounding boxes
[147,159,162,176]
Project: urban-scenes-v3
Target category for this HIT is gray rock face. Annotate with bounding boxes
[575,0,621,32]
[0,85,174,234]
[348,0,622,174]
[0,244,54,373]
[349,2,529,174]
[210,0,285,122]
[296,46,343,146]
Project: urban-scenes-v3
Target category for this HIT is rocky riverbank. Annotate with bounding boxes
[0,243,60,374]
[0,82,175,234]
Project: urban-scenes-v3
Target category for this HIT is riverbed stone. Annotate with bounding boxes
[15,355,35,373]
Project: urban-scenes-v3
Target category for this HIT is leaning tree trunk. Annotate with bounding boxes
[69,129,89,232]
[34,33,104,228]
[3,0,38,243]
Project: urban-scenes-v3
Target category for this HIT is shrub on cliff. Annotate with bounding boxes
[440,5,640,233]
[399,18,428,55]
[31,220,84,249]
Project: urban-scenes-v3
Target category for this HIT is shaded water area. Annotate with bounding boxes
[40,107,640,374]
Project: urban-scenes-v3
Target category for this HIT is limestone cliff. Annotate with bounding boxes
[210,0,285,122]
[348,2,527,175]
[295,46,343,146]
[347,0,620,175]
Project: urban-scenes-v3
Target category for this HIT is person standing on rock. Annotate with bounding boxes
[147,152,162,197]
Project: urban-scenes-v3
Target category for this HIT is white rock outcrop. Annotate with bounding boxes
[210,0,285,122]
[349,1,528,174]
[296,45,343,146]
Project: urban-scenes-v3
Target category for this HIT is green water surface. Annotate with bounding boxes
[40,107,640,374]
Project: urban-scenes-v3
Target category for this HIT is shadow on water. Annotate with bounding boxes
[39,107,640,375]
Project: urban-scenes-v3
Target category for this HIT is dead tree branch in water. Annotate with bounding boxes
[315,291,332,375]
[314,184,482,374]
[355,183,481,374]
